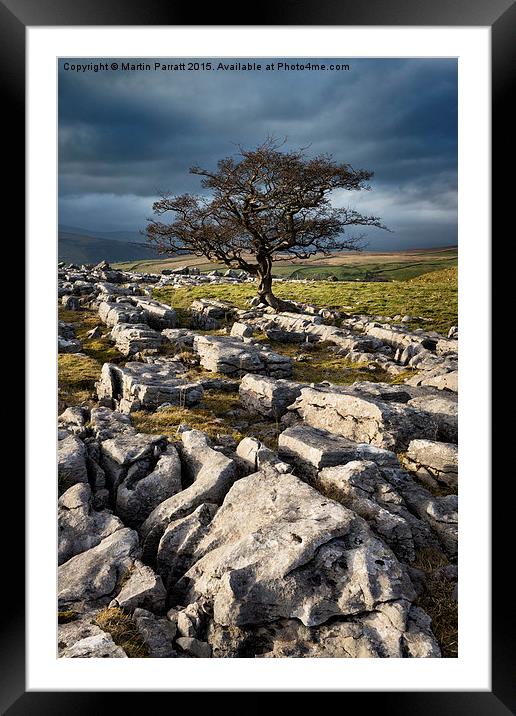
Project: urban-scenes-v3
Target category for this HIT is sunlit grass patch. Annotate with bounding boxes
[94,607,149,658]
[153,268,457,335]
[59,307,122,364]
[58,353,101,411]
[131,390,245,443]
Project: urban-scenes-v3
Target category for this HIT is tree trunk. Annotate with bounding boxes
[256,259,299,312]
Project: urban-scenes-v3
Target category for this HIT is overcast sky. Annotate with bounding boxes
[58,58,457,250]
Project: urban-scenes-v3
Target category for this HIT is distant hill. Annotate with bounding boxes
[59,225,144,244]
[58,231,161,265]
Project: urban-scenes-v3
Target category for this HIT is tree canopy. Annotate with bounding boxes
[146,139,387,309]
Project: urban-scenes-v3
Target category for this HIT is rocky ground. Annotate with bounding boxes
[57,260,458,659]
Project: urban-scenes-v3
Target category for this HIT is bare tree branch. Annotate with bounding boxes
[146,139,389,310]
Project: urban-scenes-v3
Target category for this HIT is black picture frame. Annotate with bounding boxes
[4,0,512,710]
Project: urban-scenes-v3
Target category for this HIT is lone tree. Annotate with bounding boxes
[146,139,387,311]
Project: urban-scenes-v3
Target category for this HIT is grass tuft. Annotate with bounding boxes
[413,547,458,658]
[58,610,79,624]
[94,607,149,658]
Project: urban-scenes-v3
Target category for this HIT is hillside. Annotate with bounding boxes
[58,232,160,265]
[59,225,144,243]
[115,246,458,282]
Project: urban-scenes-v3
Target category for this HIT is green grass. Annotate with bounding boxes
[131,391,245,443]
[59,308,122,364]
[276,254,457,282]
[58,353,102,411]
[58,307,127,411]
[153,266,457,334]
[256,339,398,385]
[131,389,285,449]
[115,247,457,282]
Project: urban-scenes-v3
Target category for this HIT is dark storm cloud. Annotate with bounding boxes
[58,58,457,246]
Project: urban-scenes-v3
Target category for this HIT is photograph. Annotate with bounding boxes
[56,56,459,660]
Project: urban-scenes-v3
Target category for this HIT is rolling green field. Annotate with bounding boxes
[115,246,457,282]
[153,266,458,334]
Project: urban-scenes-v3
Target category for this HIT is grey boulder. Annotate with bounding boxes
[115,445,182,527]
[58,483,124,565]
[290,385,439,452]
[176,468,415,627]
[239,373,302,418]
[58,527,140,609]
[60,632,127,658]
[405,439,458,489]
[140,430,238,561]
[109,560,166,613]
[58,434,89,494]
[278,424,399,481]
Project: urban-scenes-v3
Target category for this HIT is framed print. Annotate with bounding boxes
[4,0,512,710]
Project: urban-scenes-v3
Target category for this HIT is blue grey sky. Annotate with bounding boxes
[58,58,457,250]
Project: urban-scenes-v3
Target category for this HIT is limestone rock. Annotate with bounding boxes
[316,461,438,562]
[230,322,254,339]
[110,322,163,356]
[58,616,103,654]
[405,439,458,489]
[109,560,166,613]
[58,434,89,494]
[386,472,458,557]
[435,338,458,356]
[140,430,238,561]
[176,637,211,658]
[407,394,458,444]
[290,386,439,451]
[157,503,218,589]
[58,336,83,353]
[99,430,167,496]
[420,370,458,393]
[58,483,123,565]
[90,406,133,441]
[96,361,203,413]
[254,312,323,343]
[61,632,127,658]
[278,424,399,481]
[58,320,76,340]
[131,296,177,329]
[362,322,435,352]
[62,294,80,311]
[176,603,206,639]
[254,313,380,352]
[239,374,302,418]
[116,445,182,527]
[58,528,141,609]
[133,608,177,657]
[236,436,293,474]
[193,335,292,378]
[161,328,196,350]
[247,604,440,658]
[190,298,236,329]
[98,300,144,328]
[176,469,415,627]
[58,406,89,438]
